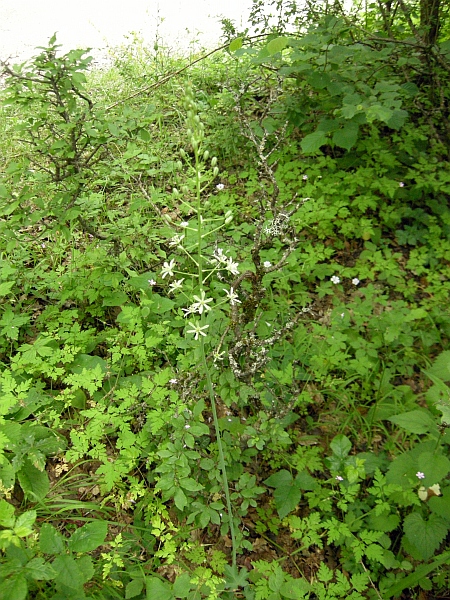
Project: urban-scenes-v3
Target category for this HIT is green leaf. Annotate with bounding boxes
[330,434,352,459]
[267,37,288,55]
[417,452,450,486]
[40,523,65,554]
[146,576,175,600]
[179,478,204,492]
[17,460,49,501]
[126,579,145,599]
[68,520,107,552]
[25,557,57,581]
[14,510,36,537]
[300,131,327,154]
[229,37,243,52]
[429,491,450,520]
[332,123,359,151]
[2,574,27,600]
[265,470,302,519]
[53,555,85,590]
[102,291,128,307]
[403,512,448,560]
[388,410,437,434]
[384,551,450,598]
[0,498,16,528]
[173,487,187,511]
[172,572,192,597]
[279,578,310,598]
[70,353,107,374]
[387,109,408,130]
[427,351,450,381]
[223,565,249,590]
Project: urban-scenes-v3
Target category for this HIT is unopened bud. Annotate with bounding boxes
[211,156,217,167]
[213,166,219,177]
[225,215,233,224]
[176,161,182,170]
[180,148,187,158]
[203,150,209,161]
[172,188,179,197]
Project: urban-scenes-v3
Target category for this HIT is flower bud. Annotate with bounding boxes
[211,156,217,167]
[180,148,187,158]
[203,150,209,161]
[172,188,179,198]
[225,215,233,224]
[213,166,219,177]
[176,161,183,170]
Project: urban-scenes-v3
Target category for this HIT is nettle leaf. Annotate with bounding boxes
[0,498,15,528]
[388,410,437,435]
[2,574,27,600]
[14,509,36,537]
[68,520,107,552]
[403,512,448,560]
[300,131,327,154]
[53,555,85,590]
[25,557,57,581]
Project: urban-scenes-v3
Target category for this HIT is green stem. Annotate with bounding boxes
[200,337,237,567]
[193,136,237,567]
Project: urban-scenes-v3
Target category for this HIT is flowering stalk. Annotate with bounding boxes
[184,84,237,567]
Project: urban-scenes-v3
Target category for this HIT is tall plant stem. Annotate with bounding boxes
[193,142,237,567]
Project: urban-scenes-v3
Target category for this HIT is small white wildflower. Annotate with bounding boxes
[182,305,195,318]
[416,472,425,480]
[352,278,360,286]
[211,247,228,265]
[302,174,308,181]
[168,278,184,293]
[335,475,344,481]
[179,221,189,228]
[161,259,176,279]
[223,287,241,306]
[169,378,178,384]
[399,182,405,187]
[331,275,341,285]
[340,313,345,318]
[216,183,225,190]
[41,243,46,248]
[213,350,226,362]
[184,424,191,429]
[263,261,272,268]
[148,279,156,286]
[191,290,213,315]
[225,257,239,276]
[168,233,185,248]
[186,321,209,340]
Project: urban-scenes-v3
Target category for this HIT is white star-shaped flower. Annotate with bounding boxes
[191,290,213,315]
[161,259,176,279]
[186,321,209,340]
[223,287,241,306]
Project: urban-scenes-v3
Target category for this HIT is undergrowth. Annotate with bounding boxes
[0,2,450,598]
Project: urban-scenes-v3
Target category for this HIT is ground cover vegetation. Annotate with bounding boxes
[0,0,449,597]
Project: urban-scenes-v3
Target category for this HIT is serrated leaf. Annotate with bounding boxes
[2,574,27,600]
[267,36,288,55]
[388,410,437,434]
[146,576,175,600]
[172,572,192,597]
[0,498,16,528]
[53,555,84,589]
[332,123,359,150]
[14,509,36,536]
[265,470,302,519]
[429,492,450,519]
[40,523,65,554]
[330,434,352,459]
[300,131,327,154]
[229,37,243,52]
[224,565,249,590]
[279,578,310,598]
[126,579,145,599]
[179,477,203,492]
[427,351,450,381]
[102,291,128,307]
[17,460,49,501]
[68,520,107,552]
[403,512,448,560]
[25,557,57,581]
[417,452,450,485]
